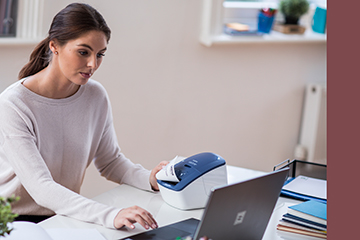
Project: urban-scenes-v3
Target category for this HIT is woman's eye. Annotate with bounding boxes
[97,53,105,58]
[79,51,88,56]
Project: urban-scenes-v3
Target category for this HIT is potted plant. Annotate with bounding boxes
[279,0,310,25]
[0,196,19,237]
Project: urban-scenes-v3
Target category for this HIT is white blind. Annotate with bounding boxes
[224,0,326,8]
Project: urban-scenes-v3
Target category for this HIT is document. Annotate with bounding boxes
[5,221,106,240]
[282,175,327,200]
[155,155,185,182]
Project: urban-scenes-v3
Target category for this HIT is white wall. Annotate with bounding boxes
[0,0,326,198]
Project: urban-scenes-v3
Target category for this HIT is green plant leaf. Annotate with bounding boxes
[279,0,310,19]
[0,196,19,237]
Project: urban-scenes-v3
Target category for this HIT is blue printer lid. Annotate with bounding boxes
[157,152,226,192]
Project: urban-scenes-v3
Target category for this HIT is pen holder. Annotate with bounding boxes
[257,12,275,34]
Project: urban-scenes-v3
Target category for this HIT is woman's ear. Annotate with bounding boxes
[49,40,59,55]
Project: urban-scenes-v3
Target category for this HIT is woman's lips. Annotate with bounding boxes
[80,72,92,78]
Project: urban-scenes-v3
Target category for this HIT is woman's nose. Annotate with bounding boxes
[87,55,97,69]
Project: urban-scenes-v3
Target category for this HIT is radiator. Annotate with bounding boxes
[295,83,327,164]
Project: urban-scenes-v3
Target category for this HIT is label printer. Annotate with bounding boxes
[156,152,228,210]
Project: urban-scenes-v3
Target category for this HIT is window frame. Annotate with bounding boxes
[199,0,327,46]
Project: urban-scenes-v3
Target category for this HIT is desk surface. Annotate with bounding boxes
[39,166,322,240]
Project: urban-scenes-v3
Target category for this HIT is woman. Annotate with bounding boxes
[0,3,167,230]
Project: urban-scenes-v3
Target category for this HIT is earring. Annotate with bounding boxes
[54,51,58,55]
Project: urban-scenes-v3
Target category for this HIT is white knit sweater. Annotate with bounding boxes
[0,79,152,228]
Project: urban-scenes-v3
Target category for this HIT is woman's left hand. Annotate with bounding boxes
[149,161,169,191]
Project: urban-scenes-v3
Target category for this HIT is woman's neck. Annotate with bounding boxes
[22,66,80,99]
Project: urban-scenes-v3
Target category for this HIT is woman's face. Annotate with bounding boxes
[53,30,108,86]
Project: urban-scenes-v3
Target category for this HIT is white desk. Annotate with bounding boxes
[39,166,322,240]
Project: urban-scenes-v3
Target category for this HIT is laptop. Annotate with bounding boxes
[120,168,289,240]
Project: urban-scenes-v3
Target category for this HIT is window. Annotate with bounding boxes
[0,0,18,37]
[0,0,44,45]
[199,0,327,46]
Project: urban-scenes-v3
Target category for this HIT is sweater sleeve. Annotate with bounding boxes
[0,102,120,229]
[92,92,153,192]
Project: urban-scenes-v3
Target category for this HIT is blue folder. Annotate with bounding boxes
[280,178,327,204]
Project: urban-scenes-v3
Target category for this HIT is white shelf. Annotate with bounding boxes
[0,37,42,46]
[210,30,326,44]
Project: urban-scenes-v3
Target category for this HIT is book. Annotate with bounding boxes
[278,220,326,235]
[288,200,327,225]
[226,23,250,32]
[223,23,263,37]
[277,221,327,239]
[277,201,327,238]
[282,213,326,231]
[4,221,106,240]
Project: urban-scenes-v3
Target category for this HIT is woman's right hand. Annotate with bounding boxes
[113,205,158,230]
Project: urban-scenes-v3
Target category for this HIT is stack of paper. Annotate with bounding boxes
[277,200,327,239]
[281,175,327,203]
